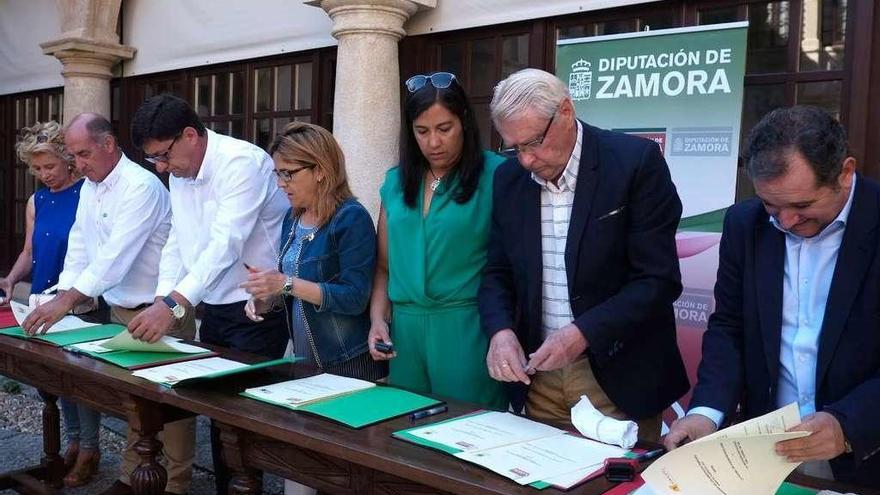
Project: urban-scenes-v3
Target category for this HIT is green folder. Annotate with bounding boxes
[775,482,818,495]
[242,384,441,428]
[0,324,125,346]
[72,348,216,370]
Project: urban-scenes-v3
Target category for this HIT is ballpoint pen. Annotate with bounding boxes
[410,405,448,421]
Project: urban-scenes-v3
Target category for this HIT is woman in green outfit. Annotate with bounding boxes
[368,72,506,409]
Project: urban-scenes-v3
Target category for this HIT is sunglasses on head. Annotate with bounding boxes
[405,72,457,93]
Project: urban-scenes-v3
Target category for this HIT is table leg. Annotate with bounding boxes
[217,423,261,495]
[37,390,63,487]
[126,398,167,495]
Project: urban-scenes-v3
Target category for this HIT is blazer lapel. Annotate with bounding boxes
[755,219,786,382]
[565,121,599,289]
[817,178,878,387]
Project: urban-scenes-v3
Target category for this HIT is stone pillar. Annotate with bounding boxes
[40,0,135,123]
[307,0,435,218]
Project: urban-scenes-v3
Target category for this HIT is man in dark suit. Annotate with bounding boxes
[478,68,689,440]
[665,106,880,488]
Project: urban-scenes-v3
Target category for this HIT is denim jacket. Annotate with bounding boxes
[279,198,376,367]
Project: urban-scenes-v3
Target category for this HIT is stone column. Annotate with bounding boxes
[40,0,135,123]
[307,0,435,218]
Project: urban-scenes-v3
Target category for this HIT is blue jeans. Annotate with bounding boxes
[61,398,100,450]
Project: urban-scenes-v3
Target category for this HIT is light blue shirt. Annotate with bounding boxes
[690,176,857,427]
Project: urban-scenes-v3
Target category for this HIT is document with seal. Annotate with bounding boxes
[642,403,809,495]
[456,433,626,485]
[395,411,626,487]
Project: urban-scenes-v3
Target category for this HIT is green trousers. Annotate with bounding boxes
[389,303,507,410]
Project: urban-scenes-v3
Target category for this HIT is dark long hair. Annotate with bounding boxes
[399,76,484,208]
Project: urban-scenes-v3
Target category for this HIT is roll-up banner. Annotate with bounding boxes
[556,22,749,413]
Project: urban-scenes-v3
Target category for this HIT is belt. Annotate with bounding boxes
[117,302,150,312]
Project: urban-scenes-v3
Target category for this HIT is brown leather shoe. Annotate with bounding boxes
[99,480,132,495]
[62,441,79,469]
[63,448,101,487]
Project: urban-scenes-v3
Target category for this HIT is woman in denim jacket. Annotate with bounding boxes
[242,122,385,380]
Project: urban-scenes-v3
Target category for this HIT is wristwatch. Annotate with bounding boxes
[281,276,295,297]
[162,295,186,320]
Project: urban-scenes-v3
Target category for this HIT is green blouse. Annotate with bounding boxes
[380,151,505,309]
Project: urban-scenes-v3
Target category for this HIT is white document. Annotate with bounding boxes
[131,357,246,385]
[407,411,564,453]
[244,373,374,407]
[456,433,626,485]
[539,463,605,489]
[68,339,114,354]
[101,330,207,354]
[10,300,99,333]
[642,403,810,495]
[696,402,802,443]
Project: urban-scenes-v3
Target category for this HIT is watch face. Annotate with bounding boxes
[172,305,185,319]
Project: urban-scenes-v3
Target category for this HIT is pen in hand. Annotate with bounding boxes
[410,405,448,422]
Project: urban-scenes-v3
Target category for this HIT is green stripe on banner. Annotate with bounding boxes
[678,207,728,233]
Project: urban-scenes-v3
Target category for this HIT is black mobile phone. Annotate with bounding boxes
[375,341,394,354]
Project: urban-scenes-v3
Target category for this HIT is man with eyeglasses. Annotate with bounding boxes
[478,68,688,440]
[118,94,289,495]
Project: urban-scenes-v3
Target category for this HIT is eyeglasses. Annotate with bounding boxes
[273,165,315,182]
[405,72,457,93]
[497,108,558,158]
[144,134,181,164]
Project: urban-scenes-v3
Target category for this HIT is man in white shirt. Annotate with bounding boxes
[20,114,196,495]
[127,94,290,494]
[22,114,172,332]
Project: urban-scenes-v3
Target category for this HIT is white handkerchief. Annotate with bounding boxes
[571,394,638,449]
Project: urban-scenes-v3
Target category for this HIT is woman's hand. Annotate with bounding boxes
[240,266,287,300]
[368,319,396,361]
[0,277,13,305]
[244,297,273,322]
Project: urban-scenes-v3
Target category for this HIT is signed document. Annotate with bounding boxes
[406,410,564,453]
[243,374,375,407]
[10,300,98,333]
[397,411,625,486]
[456,433,625,485]
[642,403,809,495]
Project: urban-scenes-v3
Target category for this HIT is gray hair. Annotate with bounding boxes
[490,68,570,125]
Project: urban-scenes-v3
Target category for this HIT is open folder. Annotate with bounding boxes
[0,301,123,346]
[241,373,442,428]
[66,330,216,370]
[394,410,627,489]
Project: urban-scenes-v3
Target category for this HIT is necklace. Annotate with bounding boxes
[429,168,445,192]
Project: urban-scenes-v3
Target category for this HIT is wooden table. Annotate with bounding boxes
[162,363,880,495]
[0,331,194,495]
[1,321,877,495]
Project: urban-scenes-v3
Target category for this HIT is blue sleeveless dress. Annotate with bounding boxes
[31,179,84,293]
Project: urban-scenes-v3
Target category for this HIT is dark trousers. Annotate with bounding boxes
[201,300,288,495]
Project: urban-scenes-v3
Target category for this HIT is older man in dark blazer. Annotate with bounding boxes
[478,68,689,440]
[665,106,880,488]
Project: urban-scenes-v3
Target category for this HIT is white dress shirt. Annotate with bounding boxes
[156,130,289,306]
[531,120,583,338]
[58,154,171,308]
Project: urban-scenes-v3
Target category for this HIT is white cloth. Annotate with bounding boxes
[531,120,583,338]
[156,130,289,306]
[571,394,638,449]
[58,154,171,308]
